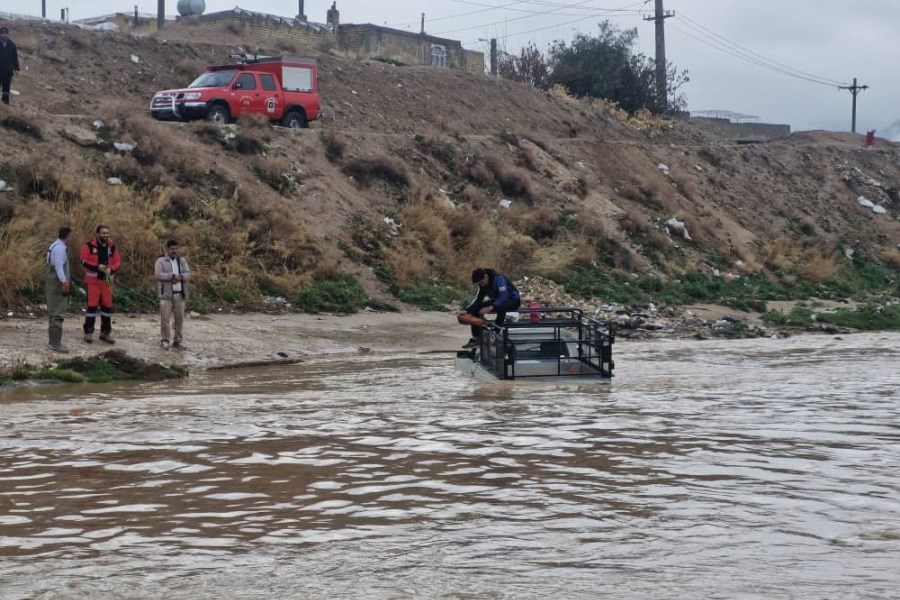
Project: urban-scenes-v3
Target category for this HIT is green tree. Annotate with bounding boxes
[548,21,688,114]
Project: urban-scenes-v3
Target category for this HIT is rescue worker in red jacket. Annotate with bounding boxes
[80,224,121,344]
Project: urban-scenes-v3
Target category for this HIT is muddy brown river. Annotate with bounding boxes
[1,333,898,599]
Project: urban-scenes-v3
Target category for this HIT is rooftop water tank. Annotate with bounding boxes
[177,0,206,17]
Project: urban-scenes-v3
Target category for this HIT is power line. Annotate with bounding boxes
[386,0,533,29]
[438,0,644,37]
[673,13,847,88]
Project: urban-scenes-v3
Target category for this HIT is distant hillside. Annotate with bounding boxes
[0,20,897,314]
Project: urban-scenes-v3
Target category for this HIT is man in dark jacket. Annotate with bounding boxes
[0,27,20,105]
[463,267,521,348]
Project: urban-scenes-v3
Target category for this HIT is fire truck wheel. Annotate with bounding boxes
[282,110,307,129]
[207,104,229,125]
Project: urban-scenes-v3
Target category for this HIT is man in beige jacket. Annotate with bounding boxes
[154,239,191,350]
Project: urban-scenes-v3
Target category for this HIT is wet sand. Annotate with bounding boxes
[0,310,466,371]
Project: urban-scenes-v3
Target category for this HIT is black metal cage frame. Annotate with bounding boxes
[473,308,614,380]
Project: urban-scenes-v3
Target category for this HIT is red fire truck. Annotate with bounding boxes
[150,55,320,128]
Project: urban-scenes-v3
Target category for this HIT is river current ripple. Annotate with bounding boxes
[1,333,898,599]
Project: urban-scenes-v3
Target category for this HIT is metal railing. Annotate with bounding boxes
[475,308,614,380]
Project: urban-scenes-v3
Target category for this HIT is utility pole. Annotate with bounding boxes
[490,38,497,76]
[644,0,674,113]
[41,0,46,19]
[839,77,869,133]
[157,0,164,30]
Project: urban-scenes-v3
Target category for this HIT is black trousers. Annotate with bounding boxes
[0,72,11,104]
[467,298,521,339]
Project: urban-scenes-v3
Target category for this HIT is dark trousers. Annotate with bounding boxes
[467,298,521,339]
[0,72,11,104]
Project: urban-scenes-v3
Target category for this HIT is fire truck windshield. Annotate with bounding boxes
[189,70,237,89]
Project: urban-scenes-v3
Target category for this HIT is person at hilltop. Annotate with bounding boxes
[45,227,72,353]
[155,239,192,351]
[0,27,20,105]
[463,267,521,349]
[80,225,121,344]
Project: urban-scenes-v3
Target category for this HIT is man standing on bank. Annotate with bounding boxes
[45,227,72,353]
[80,224,120,344]
[463,267,521,349]
[155,239,191,350]
[0,27,20,105]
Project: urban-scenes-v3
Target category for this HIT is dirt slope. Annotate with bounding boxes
[0,20,897,311]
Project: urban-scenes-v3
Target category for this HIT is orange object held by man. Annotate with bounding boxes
[457,312,484,327]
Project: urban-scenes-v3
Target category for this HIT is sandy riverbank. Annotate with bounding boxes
[0,310,468,371]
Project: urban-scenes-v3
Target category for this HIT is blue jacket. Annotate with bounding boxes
[471,271,520,309]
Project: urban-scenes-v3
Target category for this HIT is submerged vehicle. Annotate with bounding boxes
[455,308,614,382]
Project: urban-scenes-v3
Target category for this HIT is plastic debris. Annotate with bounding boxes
[0,180,10,192]
[665,217,692,240]
[857,196,874,208]
[383,217,401,235]
[658,163,670,176]
[499,199,512,209]
[93,120,105,130]
[113,142,134,153]
[130,54,140,64]
[872,205,887,214]
[106,177,123,185]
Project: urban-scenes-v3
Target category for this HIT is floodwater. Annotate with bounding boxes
[1,333,898,599]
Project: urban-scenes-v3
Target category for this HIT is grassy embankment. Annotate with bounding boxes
[0,350,187,387]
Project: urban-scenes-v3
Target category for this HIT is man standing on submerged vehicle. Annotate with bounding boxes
[463,268,521,349]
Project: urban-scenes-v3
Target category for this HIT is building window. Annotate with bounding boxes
[431,44,447,68]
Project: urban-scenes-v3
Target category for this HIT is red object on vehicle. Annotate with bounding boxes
[150,55,320,128]
[529,300,540,324]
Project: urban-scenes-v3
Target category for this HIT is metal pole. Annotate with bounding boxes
[134,6,139,28]
[420,13,425,34]
[42,0,46,18]
[490,38,497,76]
[644,0,674,113]
[157,0,164,30]
[851,77,858,133]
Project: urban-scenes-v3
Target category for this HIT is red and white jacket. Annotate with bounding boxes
[80,237,121,282]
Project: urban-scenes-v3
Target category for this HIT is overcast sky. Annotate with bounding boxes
[20,0,899,137]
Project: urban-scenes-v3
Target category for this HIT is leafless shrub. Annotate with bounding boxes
[797,217,817,237]
[0,199,14,224]
[797,248,839,283]
[765,236,796,271]
[235,187,265,220]
[161,188,196,221]
[672,173,699,201]
[459,185,489,209]
[320,129,346,162]
[486,156,532,199]
[466,160,496,187]
[447,206,480,241]
[620,206,650,235]
[226,21,244,35]
[520,144,541,172]
[880,247,900,270]
[344,157,409,187]
[235,115,272,154]
[253,156,297,195]
[698,148,723,168]
[1,114,43,140]
[517,207,560,240]
[620,181,661,204]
